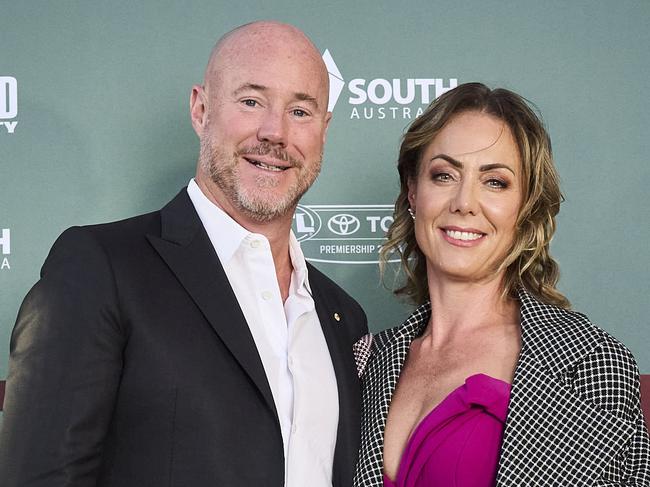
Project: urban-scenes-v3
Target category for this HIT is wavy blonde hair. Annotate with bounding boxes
[380,83,569,308]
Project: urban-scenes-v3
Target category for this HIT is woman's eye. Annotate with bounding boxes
[433,173,453,182]
[486,178,508,189]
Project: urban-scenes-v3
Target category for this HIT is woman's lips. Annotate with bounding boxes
[440,227,486,246]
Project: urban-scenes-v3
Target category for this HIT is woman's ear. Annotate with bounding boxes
[407,179,417,210]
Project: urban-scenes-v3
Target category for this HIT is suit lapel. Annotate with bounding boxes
[147,190,277,416]
[309,270,362,487]
[311,280,354,403]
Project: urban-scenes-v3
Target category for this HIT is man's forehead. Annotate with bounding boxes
[204,22,329,97]
[207,52,327,107]
[208,22,319,71]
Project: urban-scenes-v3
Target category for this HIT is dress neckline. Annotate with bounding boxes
[384,373,511,485]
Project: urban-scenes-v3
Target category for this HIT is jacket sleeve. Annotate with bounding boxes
[0,226,126,487]
[573,336,650,486]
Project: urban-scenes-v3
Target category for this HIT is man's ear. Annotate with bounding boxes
[190,85,208,137]
[322,111,332,146]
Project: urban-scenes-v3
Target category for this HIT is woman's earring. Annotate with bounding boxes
[408,208,415,220]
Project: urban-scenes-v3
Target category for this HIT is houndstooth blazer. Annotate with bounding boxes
[353,288,650,486]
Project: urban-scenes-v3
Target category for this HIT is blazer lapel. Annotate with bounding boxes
[354,303,431,486]
[496,290,636,486]
[147,189,277,416]
[498,352,635,486]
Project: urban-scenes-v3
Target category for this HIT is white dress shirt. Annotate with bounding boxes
[187,179,339,487]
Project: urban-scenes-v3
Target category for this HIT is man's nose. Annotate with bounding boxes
[257,109,288,147]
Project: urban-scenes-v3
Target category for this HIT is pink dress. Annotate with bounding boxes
[383,374,511,487]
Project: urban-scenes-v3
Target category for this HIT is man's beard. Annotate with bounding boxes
[199,135,322,223]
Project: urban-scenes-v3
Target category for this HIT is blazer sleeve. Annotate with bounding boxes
[0,226,126,487]
[573,336,650,486]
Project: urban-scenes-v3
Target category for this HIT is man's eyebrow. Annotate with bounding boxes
[294,92,319,109]
[232,83,319,109]
[430,154,516,175]
[233,83,267,96]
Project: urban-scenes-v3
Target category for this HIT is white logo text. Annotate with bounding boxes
[1,76,18,134]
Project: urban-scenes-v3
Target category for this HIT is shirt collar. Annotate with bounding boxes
[187,178,312,293]
[288,230,312,296]
[186,179,248,264]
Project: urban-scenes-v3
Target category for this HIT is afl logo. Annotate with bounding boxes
[291,204,396,264]
[294,205,322,242]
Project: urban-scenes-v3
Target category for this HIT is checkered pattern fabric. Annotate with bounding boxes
[353,289,650,486]
[353,333,374,378]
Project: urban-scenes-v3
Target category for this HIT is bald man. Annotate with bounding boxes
[0,21,367,487]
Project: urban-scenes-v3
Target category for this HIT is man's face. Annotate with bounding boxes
[194,30,331,223]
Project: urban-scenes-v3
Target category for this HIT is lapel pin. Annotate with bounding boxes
[334,312,341,322]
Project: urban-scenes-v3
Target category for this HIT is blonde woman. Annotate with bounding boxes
[354,83,650,486]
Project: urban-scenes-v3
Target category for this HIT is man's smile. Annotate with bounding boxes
[244,156,290,172]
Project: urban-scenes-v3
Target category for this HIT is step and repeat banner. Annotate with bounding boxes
[1,1,649,412]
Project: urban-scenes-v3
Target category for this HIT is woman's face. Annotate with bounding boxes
[409,111,522,285]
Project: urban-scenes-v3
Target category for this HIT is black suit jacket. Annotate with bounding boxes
[0,189,368,487]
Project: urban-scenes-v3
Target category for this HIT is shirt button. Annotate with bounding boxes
[291,423,298,434]
[288,356,294,368]
[250,240,261,249]
[261,291,272,300]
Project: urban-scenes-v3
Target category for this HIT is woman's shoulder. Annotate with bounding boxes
[571,330,641,420]
[353,302,431,380]
[518,288,622,360]
[518,289,641,417]
[371,301,431,351]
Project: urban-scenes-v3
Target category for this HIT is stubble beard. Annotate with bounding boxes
[199,135,322,223]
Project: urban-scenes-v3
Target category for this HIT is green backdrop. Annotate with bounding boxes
[1,0,649,396]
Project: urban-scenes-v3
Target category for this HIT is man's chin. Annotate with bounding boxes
[236,194,298,223]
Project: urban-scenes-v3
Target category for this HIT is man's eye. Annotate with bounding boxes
[242,99,257,107]
[292,109,307,117]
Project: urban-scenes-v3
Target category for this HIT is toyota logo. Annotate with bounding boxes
[327,214,360,236]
